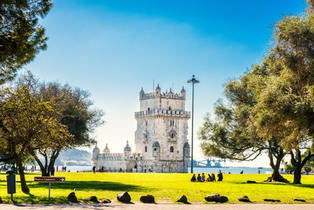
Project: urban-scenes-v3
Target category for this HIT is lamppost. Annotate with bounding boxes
[187,75,199,173]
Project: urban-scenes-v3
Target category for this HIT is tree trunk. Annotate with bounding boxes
[43,154,49,176]
[290,150,314,184]
[271,163,288,182]
[15,154,29,192]
[48,150,60,176]
[31,151,49,176]
[32,149,61,176]
[267,146,288,182]
[293,165,302,184]
[291,150,302,184]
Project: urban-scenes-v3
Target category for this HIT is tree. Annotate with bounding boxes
[0,74,72,192]
[284,149,314,174]
[200,1,314,184]
[0,0,52,84]
[31,81,104,176]
[199,69,287,182]
[248,1,314,184]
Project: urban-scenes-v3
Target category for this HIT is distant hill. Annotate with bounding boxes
[54,148,92,166]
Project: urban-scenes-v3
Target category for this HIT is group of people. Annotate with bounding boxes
[190,170,223,182]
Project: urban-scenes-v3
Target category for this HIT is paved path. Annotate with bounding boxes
[2,204,314,210]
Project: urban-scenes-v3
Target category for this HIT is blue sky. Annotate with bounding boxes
[24,0,306,167]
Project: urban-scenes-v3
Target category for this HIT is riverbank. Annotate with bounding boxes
[67,165,275,174]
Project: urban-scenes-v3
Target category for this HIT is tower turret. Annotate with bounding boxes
[140,87,145,99]
[124,140,131,160]
[91,144,100,165]
[155,84,161,96]
[181,86,186,98]
[103,143,110,154]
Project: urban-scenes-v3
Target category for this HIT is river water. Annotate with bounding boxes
[66,165,274,174]
[189,167,273,174]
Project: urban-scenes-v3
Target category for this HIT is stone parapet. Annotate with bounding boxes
[141,92,185,100]
[135,109,190,118]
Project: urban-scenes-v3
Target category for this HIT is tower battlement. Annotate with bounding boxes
[140,84,186,100]
[135,109,190,118]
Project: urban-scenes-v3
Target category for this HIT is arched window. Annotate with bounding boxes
[170,146,174,153]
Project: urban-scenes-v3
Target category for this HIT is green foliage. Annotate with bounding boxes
[0,172,314,204]
[33,81,104,176]
[284,163,296,173]
[198,73,286,182]
[199,0,314,184]
[249,2,314,184]
[0,0,53,84]
[38,82,104,148]
[0,72,73,191]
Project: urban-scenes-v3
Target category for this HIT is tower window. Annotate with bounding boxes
[169,106,171,110]
[169,130,176,139]
[170,120,174,126]
[145,146,147,152]
[145,121,148,126]
[170,146,174,153]
[148,107,150,111]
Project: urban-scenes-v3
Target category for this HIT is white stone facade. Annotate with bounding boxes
[92,85,191,173]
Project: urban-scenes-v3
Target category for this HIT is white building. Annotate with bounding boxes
[92,85,191,173]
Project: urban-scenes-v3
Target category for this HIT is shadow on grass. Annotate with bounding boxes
[259,181,314,189]
[285,183,314,189]
[232,180,314,190]
[27,180,150,192]
[20,191,38,204]
[12,195,69,204]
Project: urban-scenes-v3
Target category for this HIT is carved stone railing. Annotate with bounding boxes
[135,109,190,118]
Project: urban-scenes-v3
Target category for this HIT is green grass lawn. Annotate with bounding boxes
[0,172,314,204]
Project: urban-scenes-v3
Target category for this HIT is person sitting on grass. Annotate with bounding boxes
[207,173,212,181]
[211,173,216,181]
[197,173,202,182]
[201,173,206,182]
[217,170,223,181]
[190,174,196,182]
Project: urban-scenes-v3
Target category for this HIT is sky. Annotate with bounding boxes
[24,0,307,167]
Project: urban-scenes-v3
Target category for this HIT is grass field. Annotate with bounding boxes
[0,172,314,204]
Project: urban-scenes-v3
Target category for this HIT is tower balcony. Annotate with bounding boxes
[168,137,177,142]
[135,109,191,118]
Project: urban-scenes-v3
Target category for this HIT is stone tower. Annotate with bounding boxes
[134,85,191,173]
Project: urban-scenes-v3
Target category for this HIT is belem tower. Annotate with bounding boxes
[92,84,191,173]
